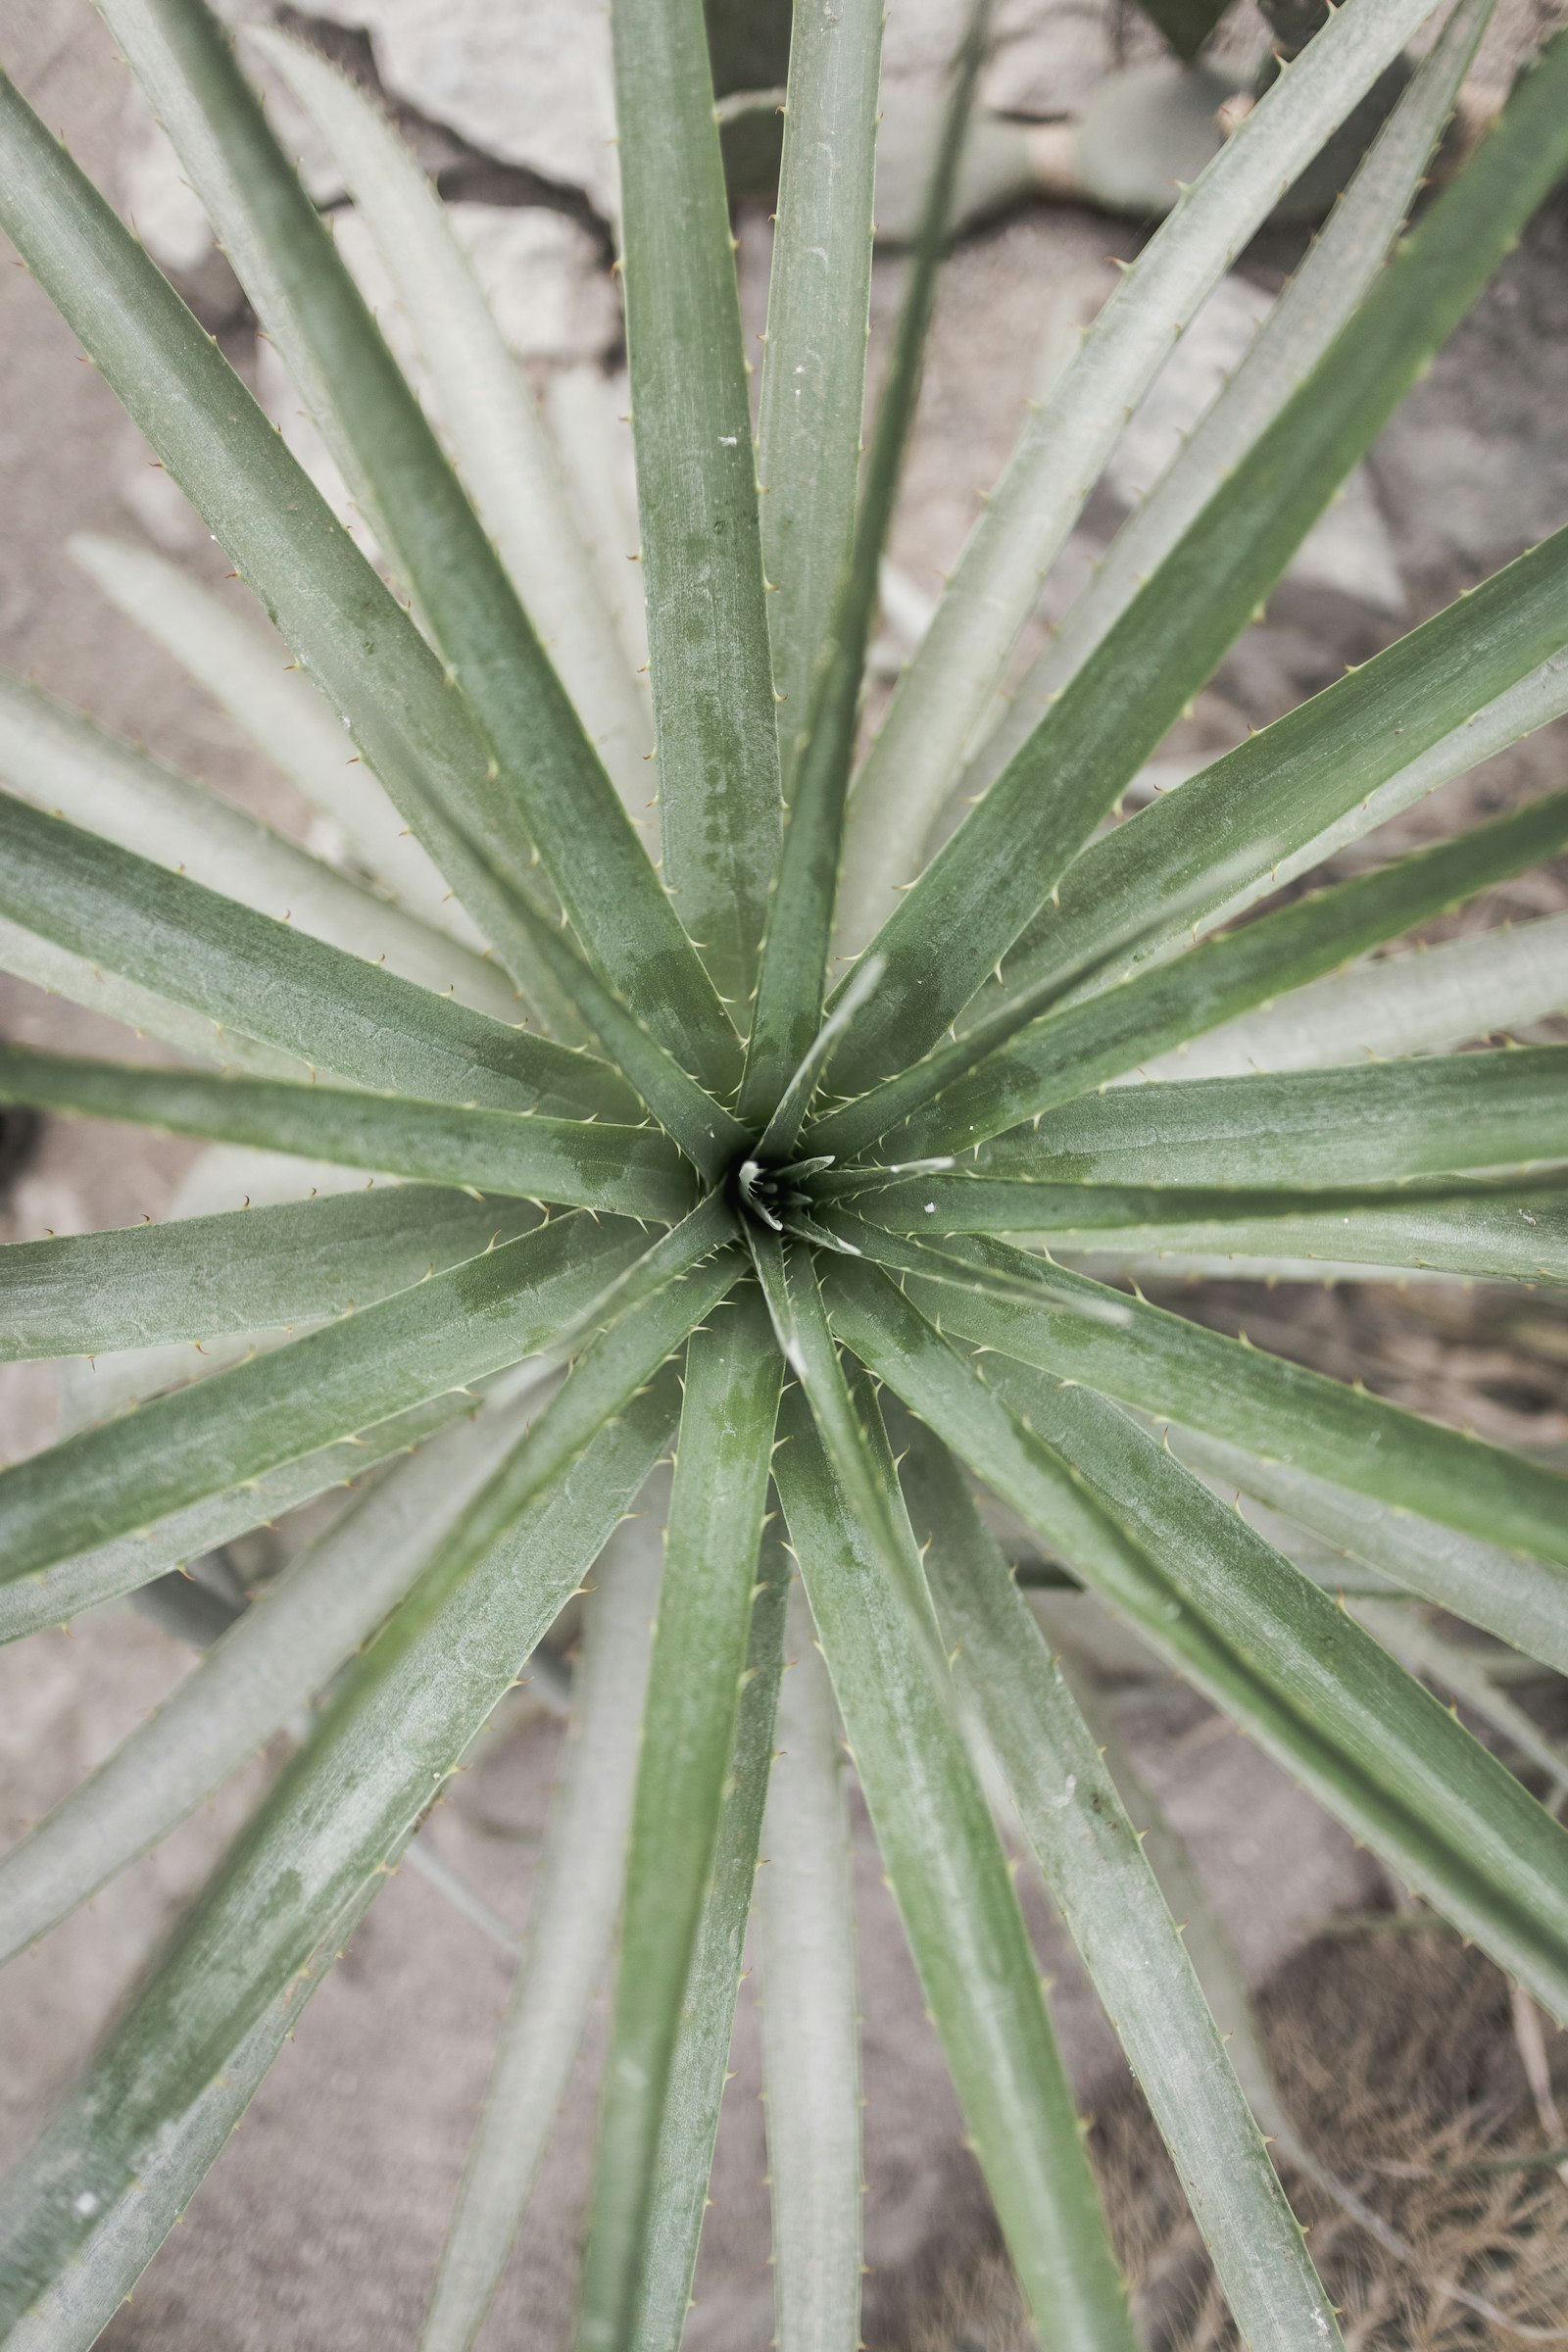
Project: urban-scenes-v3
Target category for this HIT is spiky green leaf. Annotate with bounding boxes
[0,1185,546,1359]
[834,0,1449,954]
[894,1414,1343,2352]
[0,796,634,1118]
[0,1048,696,1219]
[578,1287,780,2348]
[94,0,738,1084]
[774,1383,1137,2352]
[853,1226,1568,1566]
[611,0,781,1007]
[420,1511,663,2352]
[826,1264,1568,2025]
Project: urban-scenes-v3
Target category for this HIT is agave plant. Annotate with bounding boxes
[3,0,1568,2342]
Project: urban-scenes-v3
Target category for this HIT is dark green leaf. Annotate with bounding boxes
[0,1047,698,1221]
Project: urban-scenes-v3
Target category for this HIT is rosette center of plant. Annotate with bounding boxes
[728,1148,839,1245]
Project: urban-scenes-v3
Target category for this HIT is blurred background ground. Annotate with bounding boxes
[3,0,1568,2342]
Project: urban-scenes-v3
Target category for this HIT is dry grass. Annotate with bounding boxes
[909,1934,1568,2350]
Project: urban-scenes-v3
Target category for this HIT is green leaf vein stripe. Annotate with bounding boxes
[0,1210,652,1590]
[0,1186,546,1360]
[826,34,1568,1087]
[612,0,781,1008]
[89,0,740,1085]
[828,1265,1568,2025]
[0,1048,698,1221]
[855,1226,1568,1569]
[0,793,635,1120]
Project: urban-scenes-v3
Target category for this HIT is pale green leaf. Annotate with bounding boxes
[630,1532,792,2352]
[811,776,1568,1161]
[894,1414,1343,2352]
[67,531,467,932]
[0,1365,550,1965]
[0,914,302,1079]
[0,1185,543,1359]
[825,1263,1568,2024]
[1165,1424,1568,1678]
[835,0,1447,954]
[757,0,883,780]
[0,66,584,1033]
[749,1230,916,1580]
[542,367,650,685]
[829,52,1568,1086]
[972,1045,1568,1188]
[1350,1598,1568,1803]
[250,29,655,824]
[774,1383,1137,2352]
[757,1579,862,2352]
[420,1506,663,2352]
[1160,908,1568,1082]
[611,0,782,1008]
[740,14,982,1126]
[579,1287,781,2350]
[0,666,512,1016]
[906,1175,1568,1288]
[0,1206,658,1592]
[0,1047,696,1221]
[0,1388,481,1645]
[0,1875,380,2352]
[972,628,1568,1046]
[0,1354,687,2333]
[959,0,1494,809]
[856,1225,1568,1567]
[0,796,637,1119]
[95,0,739,1087]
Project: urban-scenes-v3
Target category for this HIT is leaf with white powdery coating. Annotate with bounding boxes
[0,1048,696,1221]
[774,1382,1137,2352]
[94,0,739,1087]
[846,1170,1568,1288]
[0,1208,655,1591]
[0,1366,551,1966]
[0,1361,685,2335]
[0,1186,544,1359]
[612,0,781,1010]
[577,1286,781,2351]
[826,1263,1568,2027]
[758,1577,862,2352]
[829,46,1568,1086]
[757,0,883,783]
[66,531,468,934]
[252,28,654,824]
[892,1412,1343,2352]
[973,1046,1568,1188]
[0,1387,490,1645]
[0,668,511,1018]
[420,1508,664,2352]
[860,1225,1568,1569]
[0,1875,382,2352]
[0,65,577,1035]
[812,776,1568,1160]
[740,9,983,1124]
[970,559,1568,1042]
[835,0,1448,955]
[1165,1424,1568,1679]
[959,0,1494,808]
[0,796,635,1120]
[1157,907,1568,1083]
[630,1532,792,2352]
